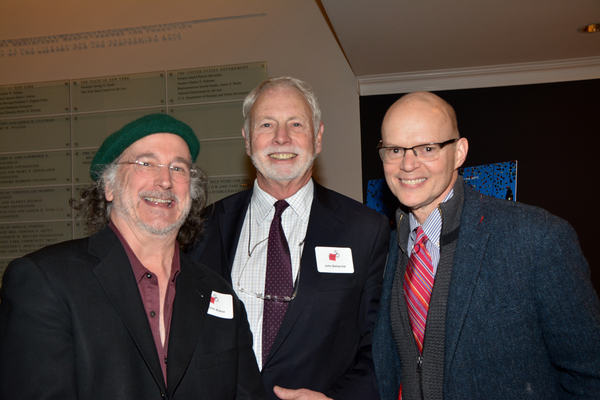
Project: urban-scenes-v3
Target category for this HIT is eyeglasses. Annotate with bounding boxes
[377,138,458,164]
[236,236,304,302]
[119,157,197,183]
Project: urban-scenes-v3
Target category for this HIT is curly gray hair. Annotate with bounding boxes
[70,158,208,250]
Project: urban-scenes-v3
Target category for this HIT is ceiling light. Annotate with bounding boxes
[578,23,600,33]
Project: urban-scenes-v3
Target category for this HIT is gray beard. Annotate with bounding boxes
[112,186,191,238]
[249,151,318,182]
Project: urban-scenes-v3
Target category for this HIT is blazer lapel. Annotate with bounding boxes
[219,190,252,281]
[89,228,167,393]
[444,192,489,371]
[263,184,344,365]
[166,254,211,395]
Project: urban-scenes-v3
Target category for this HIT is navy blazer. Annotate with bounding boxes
[373,182,600,399]
[0,226,265,400]
[188,182,390,400]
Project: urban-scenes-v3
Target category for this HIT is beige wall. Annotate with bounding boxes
[0,0,364,200]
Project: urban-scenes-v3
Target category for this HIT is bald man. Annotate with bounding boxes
[372,92,600,399]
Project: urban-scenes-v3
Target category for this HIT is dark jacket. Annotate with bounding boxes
[0,226,265,399]
[188,182,390,400]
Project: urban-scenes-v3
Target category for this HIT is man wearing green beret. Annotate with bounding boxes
[0,114,266,399]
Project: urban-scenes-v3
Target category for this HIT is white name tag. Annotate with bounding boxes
[207,291,234,319]
[315,247,354,274]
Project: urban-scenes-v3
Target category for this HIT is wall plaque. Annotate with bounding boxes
[169,102,243,140]
[0,151,71,188]
[208,176,252,204]
[195,138,249,177]
[0,116,71,152]
[0,80,69,117]
[167,62,266,104]
[72,72,166,112]
[72,107,165,148]
[0,187,72,222]
[0,222,72,258]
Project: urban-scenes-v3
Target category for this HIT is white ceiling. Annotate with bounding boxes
[320,0,600,93]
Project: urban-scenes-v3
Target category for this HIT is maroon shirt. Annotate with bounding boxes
[109,222,180,385]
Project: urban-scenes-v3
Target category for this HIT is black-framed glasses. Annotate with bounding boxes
[119,156,197,183]
[377,138,458,164]
[236,237,304,303]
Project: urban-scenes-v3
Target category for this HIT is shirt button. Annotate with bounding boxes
[146,273,152,279]
[150,311,156,318]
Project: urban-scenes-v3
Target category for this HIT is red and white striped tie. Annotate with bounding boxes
[403,226,434,354]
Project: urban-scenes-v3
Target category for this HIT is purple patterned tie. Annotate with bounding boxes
[262,200,293,365]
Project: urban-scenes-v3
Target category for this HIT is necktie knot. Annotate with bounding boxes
[274,200,289,218]
[414,226,428,248]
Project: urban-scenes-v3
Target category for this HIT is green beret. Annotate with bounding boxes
[90,113,200,181]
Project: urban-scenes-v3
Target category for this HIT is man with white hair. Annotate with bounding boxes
[189,77,389,400]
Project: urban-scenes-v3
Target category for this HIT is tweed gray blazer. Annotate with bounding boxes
[373,176,600,399]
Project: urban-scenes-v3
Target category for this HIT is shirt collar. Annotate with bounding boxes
[409,188,454,248]
[108,221,180,283]
[251,178,314,225]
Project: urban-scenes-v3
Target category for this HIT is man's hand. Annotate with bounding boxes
[273,386,332,400]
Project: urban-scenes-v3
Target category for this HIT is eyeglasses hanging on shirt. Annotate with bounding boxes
[237,236,305,302]
[236,202,305,302]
